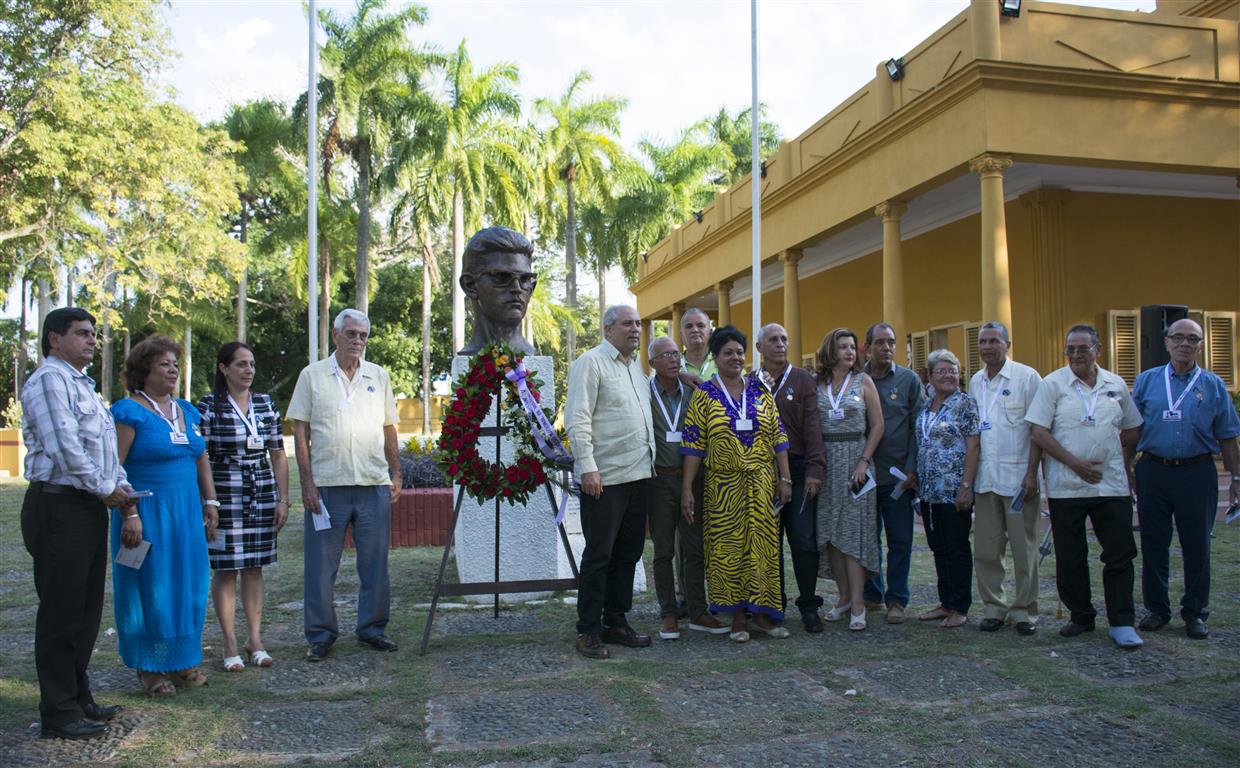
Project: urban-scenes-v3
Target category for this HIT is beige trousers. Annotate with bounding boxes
[973,491,1041,622]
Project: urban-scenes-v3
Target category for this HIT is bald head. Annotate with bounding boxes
[1165,318,1204,371]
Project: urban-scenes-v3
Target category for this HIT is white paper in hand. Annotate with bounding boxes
[312,499,332,531]
[116,540,151,569]
[889,467,908,499]
[207,529,226,550]
[851,469,877,500]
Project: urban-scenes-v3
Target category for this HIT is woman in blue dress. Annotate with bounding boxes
[112,335,219,695]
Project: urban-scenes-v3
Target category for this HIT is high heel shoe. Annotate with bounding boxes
[849,608,867,631]
[825,602,851,622]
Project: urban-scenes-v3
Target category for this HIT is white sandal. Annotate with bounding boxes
[248,649,274,667]
[849,609,867,631]
[825,602,851,622]
[223,655,245,672]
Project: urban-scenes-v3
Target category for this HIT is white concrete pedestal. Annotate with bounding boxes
[450,354,647,603]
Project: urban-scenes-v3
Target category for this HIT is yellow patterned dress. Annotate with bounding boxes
[680,375,789,621]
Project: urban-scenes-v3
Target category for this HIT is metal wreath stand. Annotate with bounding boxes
[419,396,579,654]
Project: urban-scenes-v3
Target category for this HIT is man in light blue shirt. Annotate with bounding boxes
[1131,318,1240,640]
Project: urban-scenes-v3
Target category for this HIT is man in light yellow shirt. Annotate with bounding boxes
[566,305,655,659]
[288,309,402,661]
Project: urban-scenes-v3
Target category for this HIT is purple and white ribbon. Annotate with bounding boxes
[505,361,573,467]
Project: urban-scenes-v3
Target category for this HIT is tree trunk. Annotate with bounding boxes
[17,277,27,390]
[420,230,433,436]
[182,321,193,401]
[36,278,51,364]
[319,230,331,360]
[121,284,131,361]
[451,184,464,353]
[355,137,371,314]
[237,204,249,342]
[597,260,606,344]
[100,264,114,403]
[564,168,577,361]
[65,269,73,306]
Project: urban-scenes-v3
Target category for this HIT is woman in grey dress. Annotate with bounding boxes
[815,328,885,630]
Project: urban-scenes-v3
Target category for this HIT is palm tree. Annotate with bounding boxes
[703,104,781,186]
[316,0,429,314]
[222,99,293,342]
[532,71,626,361]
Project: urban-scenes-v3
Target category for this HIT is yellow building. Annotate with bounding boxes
[632,0,1239,388]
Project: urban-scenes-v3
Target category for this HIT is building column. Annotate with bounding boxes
[715,280,733,328]
[1021,188,1069,373]
[780,250,803,363]
[639,319,653,373]
[875,201,908,362]
[970,153,1015,332]
[671,302,685,348]
[970,0,1002,61]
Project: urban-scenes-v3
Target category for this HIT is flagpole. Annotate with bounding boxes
[307,0,319,363]
[750,0,761,361]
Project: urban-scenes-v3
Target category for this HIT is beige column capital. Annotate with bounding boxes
[778,248,803,266]
[715,279,733,293]
[1020,187,1069,209]
[969,153,1014,177]
[874,200,908,221]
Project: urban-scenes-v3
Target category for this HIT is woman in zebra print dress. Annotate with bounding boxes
[680,326,792,643]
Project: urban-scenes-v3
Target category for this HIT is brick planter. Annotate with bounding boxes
[343,488,453,549]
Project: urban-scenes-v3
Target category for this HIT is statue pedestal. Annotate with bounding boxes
[450,355,646,603]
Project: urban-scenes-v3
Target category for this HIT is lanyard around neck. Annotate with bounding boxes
[826,371,853,412]
[651,378,684,430]
[1163,364,1201,414]
[227,393,259,437]
[713,373,748,418]
[138,390,180,432]
[1072,380,1101,422]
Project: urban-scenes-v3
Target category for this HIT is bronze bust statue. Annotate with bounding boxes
[458,226,537,356]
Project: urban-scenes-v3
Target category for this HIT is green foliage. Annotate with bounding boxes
[1,397,21,429]
[703,103,782,187]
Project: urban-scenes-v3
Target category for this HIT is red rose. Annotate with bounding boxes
[452,400,464,413]
[503,487,514,498]
[455,388,466,399]
[448,463,460,475]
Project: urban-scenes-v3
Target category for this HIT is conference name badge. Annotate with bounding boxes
[247,435,265,450]
[169,431,189,445]
[828,408,845,421]
[665,430,682,443]
[979,420,992,431]
[735,418,753,432]
[1161,410,1182,422]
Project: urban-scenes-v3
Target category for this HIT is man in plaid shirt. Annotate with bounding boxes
[21,307,134,740]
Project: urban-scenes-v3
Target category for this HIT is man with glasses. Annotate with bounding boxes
[458,227,538,355]
[1131,319,1240,640]
[645,336,725,639]
[861,322,923,623]
[1026,324,1145,649]
[968,322,1043,636]
[755,323,827,632]
[289,309,402,661]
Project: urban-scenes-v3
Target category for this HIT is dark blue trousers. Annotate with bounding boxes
[1136,456,1218,621]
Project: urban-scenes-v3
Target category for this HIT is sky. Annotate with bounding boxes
[6,0,1156,317]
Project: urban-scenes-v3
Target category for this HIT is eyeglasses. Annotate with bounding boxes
[932,368,959,377]
[1167,334,1203,345]
[653,350,681,361]
[1064,344,1097,356]
[342,329,369,342]
[477,269,537,291]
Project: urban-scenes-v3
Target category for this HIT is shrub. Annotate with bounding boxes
[399,451,449,489]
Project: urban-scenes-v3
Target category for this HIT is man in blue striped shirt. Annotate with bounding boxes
[21,307,134,739]
[1131,318,1240,640]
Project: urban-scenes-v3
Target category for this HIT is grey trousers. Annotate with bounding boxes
[304,485,391,645]
[647,473,707,620]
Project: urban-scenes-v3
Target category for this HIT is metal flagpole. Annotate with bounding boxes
[307,0,320,363]
[750,0,761,361]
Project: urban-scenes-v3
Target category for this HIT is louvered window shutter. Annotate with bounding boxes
[1203,311,1236,389]
[964,323,983,382]
[1108,310,1139,387]
[910,332,930,376]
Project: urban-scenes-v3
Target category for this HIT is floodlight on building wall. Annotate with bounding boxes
[693,210,703,223]
[641,251,649,263]
[1000,0,1021,18]
[885,58,905,81]
[759,161,768,179]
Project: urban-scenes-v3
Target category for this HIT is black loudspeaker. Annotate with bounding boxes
[1139,304,1189,371]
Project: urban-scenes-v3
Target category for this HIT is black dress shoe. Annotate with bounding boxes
[1059,621,1095,638]
[979,618,1004,633]
[1138,613,1170,631]
[600,625,652,648]
[801,610,824,634]
[1015,621,1037,636]
[81,702,123,722]
[305,642,333,662]
[1185,618,1209,640]
[41,717,106,740]
[359,634,398,652]
[575,633,609,659]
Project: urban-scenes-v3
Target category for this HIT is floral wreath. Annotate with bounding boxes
[437,343,571,505]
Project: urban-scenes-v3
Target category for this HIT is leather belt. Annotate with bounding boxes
[32,481,94,498]
[1143,453,1212,467]
[654,466,682,477]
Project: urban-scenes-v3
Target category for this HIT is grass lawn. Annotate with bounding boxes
[0,474,1236,766]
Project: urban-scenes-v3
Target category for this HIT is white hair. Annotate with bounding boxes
[648,335,676,359]
[333,308,371,331]
[927,348,960,372]
[680,308,710,328]
[756,323,784,345]
[603,304,637,329]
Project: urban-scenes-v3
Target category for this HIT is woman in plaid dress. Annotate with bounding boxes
[198,342,289,671]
